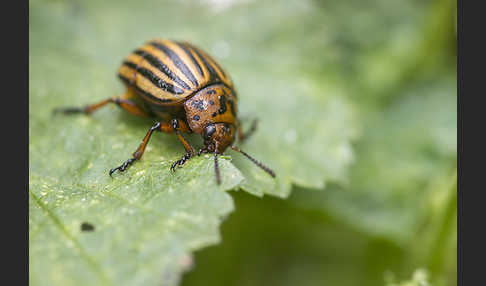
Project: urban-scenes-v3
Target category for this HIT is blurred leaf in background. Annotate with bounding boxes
[181,0,456,286]
[29,0,456,285]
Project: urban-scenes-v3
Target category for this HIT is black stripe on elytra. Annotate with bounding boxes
[190,47,220,83]
[208,54,228,78]
[122,61,184,94]
[228,98,236,116]
[150,41,199,87]
[176,42,204,78]
[133,50,191,90]
[118,73,131,85]
[218,94,227,115]
[118,74,174,103]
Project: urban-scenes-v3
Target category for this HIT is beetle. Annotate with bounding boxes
[54,39,275,184]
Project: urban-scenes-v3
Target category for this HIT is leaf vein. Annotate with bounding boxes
[29,189,113,286]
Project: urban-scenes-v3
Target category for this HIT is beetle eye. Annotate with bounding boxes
[203,124,216,140]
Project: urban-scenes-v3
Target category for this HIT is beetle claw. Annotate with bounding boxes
[170,161,178,172]
[170,152,193,172]
[109,168,117,177]
[109,158,136,177]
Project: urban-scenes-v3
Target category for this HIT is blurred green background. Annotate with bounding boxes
[29,0,456,285]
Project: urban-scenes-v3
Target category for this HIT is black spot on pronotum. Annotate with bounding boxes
[81,222,95,232]
[193,115,200,121]
[207,89,216,95]
[191,100,205,111]
[212,112,217,117]
[209,100,215,105]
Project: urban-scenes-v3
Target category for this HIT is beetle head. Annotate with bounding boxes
[202,123,236,154]
[200,122,275,186]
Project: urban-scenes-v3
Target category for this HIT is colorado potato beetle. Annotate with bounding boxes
[54,39,275,184]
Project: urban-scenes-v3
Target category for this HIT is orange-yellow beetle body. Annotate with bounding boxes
[55,39,275,184]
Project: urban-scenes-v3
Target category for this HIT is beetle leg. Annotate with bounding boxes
[197,147,210,156]
[237,119,258,143]
[170,152,193,172]
[110,121,169,176]
[53,95,151,117]
[170,119,196,172]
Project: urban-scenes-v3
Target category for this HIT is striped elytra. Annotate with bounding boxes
[117,39,234,105]
[55,39,276,185]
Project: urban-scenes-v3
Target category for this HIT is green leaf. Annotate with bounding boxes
[385,269,431,286]
[182,1,457,286]
[29,159,242,286]
[29,0,358,285]
[290,75,457,243]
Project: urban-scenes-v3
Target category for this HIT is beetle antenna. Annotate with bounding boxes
[214,152,221,185]
[231,146,276,178]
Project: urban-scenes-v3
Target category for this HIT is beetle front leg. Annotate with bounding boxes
[110,121,170,176]
[170,119,196,172]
